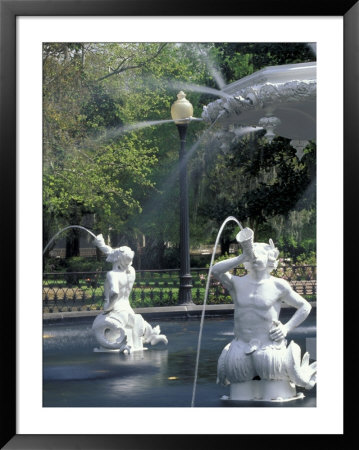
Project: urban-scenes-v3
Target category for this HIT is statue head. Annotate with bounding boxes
[243,239,279,273]
[106,246,134,270]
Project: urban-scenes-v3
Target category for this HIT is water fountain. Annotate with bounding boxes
[202,61,316,157]
[43,313,316,407]
[43,59,317,407]
[43,226,168,354]
[189,219,317,405]
[43,222,317,406]
[189,61,317,404]
[91,233,168,353]
[212,224,316,402]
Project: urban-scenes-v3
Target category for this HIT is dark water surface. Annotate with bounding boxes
[43,309,316,407]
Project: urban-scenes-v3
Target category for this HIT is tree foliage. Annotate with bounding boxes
[190,43,316,253]
[43,42,317,264]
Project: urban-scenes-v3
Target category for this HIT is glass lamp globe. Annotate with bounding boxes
[171,91,193,124]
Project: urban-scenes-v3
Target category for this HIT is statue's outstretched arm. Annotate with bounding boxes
[94,233,113,255]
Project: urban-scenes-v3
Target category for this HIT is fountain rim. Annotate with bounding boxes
[43,302,317,325]
[220,61,316,95]
[201,61,316,142]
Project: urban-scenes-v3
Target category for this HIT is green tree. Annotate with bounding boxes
[199,136,316,253]
[42,43,167,255]
[213,43,315,82]
[186,43,317,255]
[42,42,211,259]
[43,41,317,266]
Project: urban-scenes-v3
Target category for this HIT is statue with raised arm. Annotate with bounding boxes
[91,234,168,353]
[211,227,317,401]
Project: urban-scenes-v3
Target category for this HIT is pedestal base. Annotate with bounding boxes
[227,380,303,402]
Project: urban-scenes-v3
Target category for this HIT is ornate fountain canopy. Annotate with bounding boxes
[202,62,316,146]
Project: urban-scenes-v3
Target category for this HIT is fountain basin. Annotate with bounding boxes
[202,62,316,142]
[43,308,316,407]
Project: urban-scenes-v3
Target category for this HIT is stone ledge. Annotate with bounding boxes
[43,302,316,323]
[43,304,234,322]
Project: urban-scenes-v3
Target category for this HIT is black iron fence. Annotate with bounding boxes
[43,265,316,314]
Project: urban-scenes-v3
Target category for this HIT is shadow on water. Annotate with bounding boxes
[43,312,316,408]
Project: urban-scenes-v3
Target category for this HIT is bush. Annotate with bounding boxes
[205,253,243,269]
[296,251,316,265]
[191,254,212,268]
[162,247,180,269]
[277,236,316,263]
[65,256,106,272]
[43,256,107,273]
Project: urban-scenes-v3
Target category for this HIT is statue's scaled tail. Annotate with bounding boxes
[284,340,317,389]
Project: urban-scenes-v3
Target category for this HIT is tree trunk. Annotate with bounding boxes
[65,228,80,258]
[220,237,231,255]
[65,209,82,258]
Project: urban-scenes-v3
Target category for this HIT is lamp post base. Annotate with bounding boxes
[178,273,193,305]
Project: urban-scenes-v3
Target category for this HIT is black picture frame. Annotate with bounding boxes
[1,1,356,448]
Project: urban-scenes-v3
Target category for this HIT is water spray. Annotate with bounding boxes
[191,216,243,407]
[43,225,97,256]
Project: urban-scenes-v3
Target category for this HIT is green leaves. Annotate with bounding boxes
[200,135,316,250]
[43,42,316,263]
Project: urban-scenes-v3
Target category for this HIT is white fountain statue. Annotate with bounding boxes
[211,227,317,402]
[91,234,168,353]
